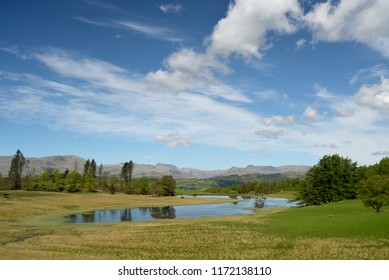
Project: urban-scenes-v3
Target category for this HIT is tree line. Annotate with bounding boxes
[299,154,389,212]
[204,178,303,196]
[1,149,175,196]
[204,154,389,212]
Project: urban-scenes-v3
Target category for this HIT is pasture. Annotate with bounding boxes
[0,191,388,259]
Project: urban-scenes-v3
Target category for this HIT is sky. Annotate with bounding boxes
[1,0,389,170]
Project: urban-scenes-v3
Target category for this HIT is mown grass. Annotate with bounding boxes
[0,191,388,259]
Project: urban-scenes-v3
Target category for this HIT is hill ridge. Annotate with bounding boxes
[0,155,310,179]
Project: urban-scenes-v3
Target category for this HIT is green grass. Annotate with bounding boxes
[261,200,389,239]
[0,191,388,259]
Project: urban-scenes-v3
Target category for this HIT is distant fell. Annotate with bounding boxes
[0,155,86,175]
[0,155,310,179]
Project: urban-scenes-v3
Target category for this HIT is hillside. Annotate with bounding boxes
[0,155,310,179]
[0,155,86,175]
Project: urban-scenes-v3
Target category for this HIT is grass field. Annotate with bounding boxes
[0,191,388,259]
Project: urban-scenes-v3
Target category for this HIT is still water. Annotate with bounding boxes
[66,197,298,223]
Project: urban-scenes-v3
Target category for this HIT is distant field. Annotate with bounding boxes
[0,191,387,259]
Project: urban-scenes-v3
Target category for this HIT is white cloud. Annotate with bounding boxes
[147,0,303,98]
[295,39,306,49]
[0,48,262,150]
[146,48,250,102]
[255,129,286,139]
[2,47,389,166]
[207,0,301,58]
[146,69,194,91]
[262,115,294,126]
[301,106,326,122]
[314,143,338,149]
[254,89,279,101]
[155,132,192,148]
[303,0,389,58]
[74,16,184,42]
[354,77,389,116]
[159,3,184,14]
[117,20,183,42]
[334,106,355,118]
[314,83,336,101]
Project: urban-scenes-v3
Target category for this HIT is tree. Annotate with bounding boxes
[121,162,129,184]
[132,177,149,195]
[150,175,176,196]
[98,164,104,184]
[121,160,134,194]
[375,157,389,175]
[65,170,81,192]
[8,149,26,190]
[90,159,97,179]
[38,169,51,191]
[299,154,357,205]
[53,169,64,191]
[82,159,96,191]
[357,175,389,212]
[83,159,91,179]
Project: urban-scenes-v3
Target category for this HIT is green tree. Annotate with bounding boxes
[150,175,176,196]
[357,175,389,212]
[299,154,358,205]
[8,149,26,190]
[82,159,96,191]
[53,169,64,191]
[375,157,389,175]
[65,170,81,192]
[121,160,134,194]
[83,159,91,179]
[84,169,96,191]
[38,169,51,191]
[109,175,119,194]
[90,159,97,179]
[132,177,150,195]
[98,164,104,184]
[121,162,129,185]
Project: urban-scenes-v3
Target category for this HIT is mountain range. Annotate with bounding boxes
[0,155,310,179]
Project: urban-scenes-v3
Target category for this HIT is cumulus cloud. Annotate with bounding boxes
[301,106,326,122]
[146,48,230,92]
[262,115,294,126]
[155,132,192,148]
[354,77,389,116]
[208,0,301,58]
[148,0,304,93]
[303,0,389,58]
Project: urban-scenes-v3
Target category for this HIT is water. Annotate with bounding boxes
[66,197,298,224]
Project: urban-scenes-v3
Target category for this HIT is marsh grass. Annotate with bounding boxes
[0,191,388,259]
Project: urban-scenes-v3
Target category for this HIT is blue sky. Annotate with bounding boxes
[1,0,389,169]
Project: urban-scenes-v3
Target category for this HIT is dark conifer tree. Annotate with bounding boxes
[8,149,26,190]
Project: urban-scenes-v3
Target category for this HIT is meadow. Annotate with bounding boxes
[0,191,388,259]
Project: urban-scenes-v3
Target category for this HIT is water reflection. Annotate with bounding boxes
[66,197,298,224]
[149,206,176,219]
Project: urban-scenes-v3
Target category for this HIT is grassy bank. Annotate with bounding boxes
[0,191,388,259]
